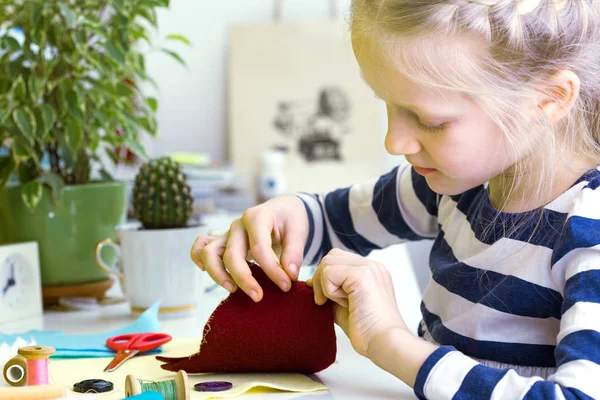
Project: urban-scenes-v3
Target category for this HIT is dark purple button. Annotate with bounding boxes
[194,381,233,392]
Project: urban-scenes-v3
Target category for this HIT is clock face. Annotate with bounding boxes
[0,254,31,310]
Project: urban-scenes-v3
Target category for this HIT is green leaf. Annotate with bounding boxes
[160,48,186,67]
[119,115,138,137]
[138,7,157,26]
[99,169,113,181]
[115,81,135,97]
[0,109,9,125]
[0,156,15,189]
[56,133,74,169]
[55,85,68,118]
[30,5,43,26]
[45,58,60,78]
[21,180,43,211]
[18,160,39,183]
[13,107,37,139]
[129,24,151,43]
[11,76,26,102]
[105,41,126,64]
[166,34,191,46]
[137,112,157,136]
[36,104,57,138]
[72,31,87,47]
[65,120,83,153]
[12,137,34,163]
[78,16,102,29]
[111,0,125,13]
[125,137,149,161]
[2,36,20,51]
[132,53,146,75]
[146,97,158,112]
[28,76,44,103]
[90,133,100,152]
[58,2,75,27]
[66,89,83,120]
[31,6,45,43]
[42,171,65,203]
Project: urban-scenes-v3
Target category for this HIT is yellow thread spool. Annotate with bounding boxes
[0,384,65,400]
[125,370,190,400]
[3,354,27,386]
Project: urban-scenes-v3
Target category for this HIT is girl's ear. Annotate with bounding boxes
[537,70,581,124]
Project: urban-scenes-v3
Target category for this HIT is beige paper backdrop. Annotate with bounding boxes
[228,18,388,197]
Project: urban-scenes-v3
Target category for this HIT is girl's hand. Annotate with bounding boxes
[190,195,309,302]
[307,248,409,357]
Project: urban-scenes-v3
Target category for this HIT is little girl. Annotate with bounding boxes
[192,0,600,398]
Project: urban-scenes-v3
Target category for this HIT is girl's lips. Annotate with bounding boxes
[413,166,437,176]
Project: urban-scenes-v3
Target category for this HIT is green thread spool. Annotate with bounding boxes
[141,380,177,398]
[125,370,189,400]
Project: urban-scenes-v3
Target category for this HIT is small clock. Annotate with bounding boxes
[0,242,43,326]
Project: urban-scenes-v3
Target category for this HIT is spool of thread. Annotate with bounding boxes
[125,370,189,400]
[18,346,55,386]
[0,384,65,400]
[3,354,27,386]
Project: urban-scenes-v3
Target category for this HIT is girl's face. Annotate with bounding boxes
[352,33,523,196]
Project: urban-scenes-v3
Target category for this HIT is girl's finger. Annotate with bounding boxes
[223,220,262,302]
[200,235,238,293]
[243,210,291,292]
[319,265,349,308]
[312,262,328,306]
[334,304,350,334]
[190,235,218,271]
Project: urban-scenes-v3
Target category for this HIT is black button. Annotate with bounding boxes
[73,379,114,393]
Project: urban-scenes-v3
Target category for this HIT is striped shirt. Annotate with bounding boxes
[297,161,600,400]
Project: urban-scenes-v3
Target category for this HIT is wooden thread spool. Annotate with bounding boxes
[2,354,27,386]
[18,346,55,386]
[0,384,65,400]
[125,370,189,400]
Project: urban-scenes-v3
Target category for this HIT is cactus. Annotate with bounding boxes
[132,157,194,229]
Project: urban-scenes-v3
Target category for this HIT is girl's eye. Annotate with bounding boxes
[415,120,445,133]
[406,110,445,133]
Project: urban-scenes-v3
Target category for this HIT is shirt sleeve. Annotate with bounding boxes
[414,177,600,400]
[297,160,440,265]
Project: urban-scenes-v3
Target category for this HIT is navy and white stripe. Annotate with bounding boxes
[299,161,600,399]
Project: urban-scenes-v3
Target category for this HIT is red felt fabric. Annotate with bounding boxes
[157,262,337,373]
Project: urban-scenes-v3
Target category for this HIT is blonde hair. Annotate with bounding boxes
[351,0,600,210]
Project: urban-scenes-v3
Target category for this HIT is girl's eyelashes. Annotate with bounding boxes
[415,120,445,133]
[405,109,445,133]
[385,102,448,132]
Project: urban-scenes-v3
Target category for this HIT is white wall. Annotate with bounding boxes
[144,0,353,163]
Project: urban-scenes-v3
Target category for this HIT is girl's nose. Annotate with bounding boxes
[384,119,422,156]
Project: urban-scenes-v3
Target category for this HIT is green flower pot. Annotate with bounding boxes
[0,181,128,287]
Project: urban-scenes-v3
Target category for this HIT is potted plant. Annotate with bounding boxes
[0,0,189,302]
[95,157,207,317]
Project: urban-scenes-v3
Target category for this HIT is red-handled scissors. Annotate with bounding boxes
[104,333,172,372]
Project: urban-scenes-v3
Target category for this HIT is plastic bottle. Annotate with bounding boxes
[258,149,287,202]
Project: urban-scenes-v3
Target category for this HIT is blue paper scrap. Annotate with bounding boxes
[0,301,163,358]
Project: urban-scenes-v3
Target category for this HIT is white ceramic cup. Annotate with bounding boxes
[95,222,208,318]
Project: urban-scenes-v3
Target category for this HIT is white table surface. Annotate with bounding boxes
[2,242,423,399]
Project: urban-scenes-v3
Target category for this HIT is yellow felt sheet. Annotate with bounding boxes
[47,338,328,399]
